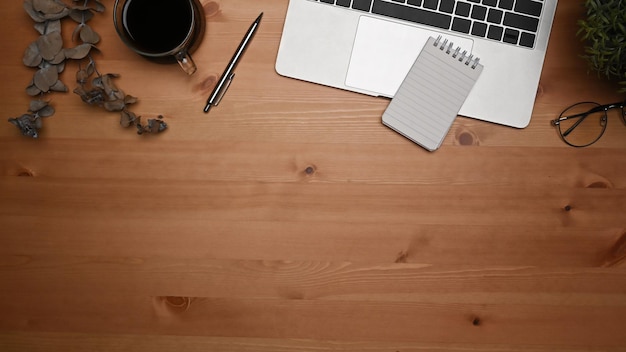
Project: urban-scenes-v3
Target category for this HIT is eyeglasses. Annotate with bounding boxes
[551,100,626,147]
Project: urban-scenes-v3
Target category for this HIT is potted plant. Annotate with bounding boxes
[577,0,626,93]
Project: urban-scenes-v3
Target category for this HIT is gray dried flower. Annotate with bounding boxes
[8,114,42,138]
[8,100,55,138]
[137,115,168,135]
[74,85,105,105]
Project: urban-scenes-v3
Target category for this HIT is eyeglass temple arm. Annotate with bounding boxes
[554,103,617,137]
[558,111,593,137]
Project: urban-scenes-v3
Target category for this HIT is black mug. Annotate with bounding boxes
[113,0,205,75]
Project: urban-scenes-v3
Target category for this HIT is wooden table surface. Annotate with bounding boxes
[2,1,626,351]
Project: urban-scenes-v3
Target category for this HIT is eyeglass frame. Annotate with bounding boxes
[551,100,626,147]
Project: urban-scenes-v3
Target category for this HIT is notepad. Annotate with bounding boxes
[382,36,484,151]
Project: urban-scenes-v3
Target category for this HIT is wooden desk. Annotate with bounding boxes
[1,1,625,350]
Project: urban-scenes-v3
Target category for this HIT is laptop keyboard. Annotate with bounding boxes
[312,0,545,48]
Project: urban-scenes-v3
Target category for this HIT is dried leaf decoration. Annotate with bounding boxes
[64,43,93,59]
[23,42,43,67]
[50,80,67,92]
[74,24,100,44]
[120,110,138,128]
[50,50,66,65]
[69,8,94,23]
[74,58,168,134]
[37,31,63,61]
[30,99,54,116]
[24,0,70,22]
[7,100,54,138]
[34,19,61,35]
[137,116,169,135]
[33,0,66,14]
[26,81,42,96]
[10,0,169,138]
[33,66,59,92]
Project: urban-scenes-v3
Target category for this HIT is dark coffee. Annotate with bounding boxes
[122,0,193,54]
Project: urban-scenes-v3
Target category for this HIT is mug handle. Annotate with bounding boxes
[175,50,197,75]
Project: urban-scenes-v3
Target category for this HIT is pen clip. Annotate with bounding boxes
[214,72,235,106]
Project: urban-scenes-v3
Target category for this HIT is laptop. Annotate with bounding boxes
[275,0,558,128]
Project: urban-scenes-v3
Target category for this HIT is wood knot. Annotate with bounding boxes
[302,165,318,178]
[580,172,614,189]
[18,169,35,177]
[195,74,218,94]
[472,316,481,326]
[586,181,612,189]
[163,296,194,312]
[153,296,197,318]
[563,205,572,212]
[395,251,409,263]
[203,1,221,18]
[455,129,480,146]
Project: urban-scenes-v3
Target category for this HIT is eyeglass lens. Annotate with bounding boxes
[557,102,608,147]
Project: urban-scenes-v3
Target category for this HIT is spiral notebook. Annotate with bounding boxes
[382,36,484,151]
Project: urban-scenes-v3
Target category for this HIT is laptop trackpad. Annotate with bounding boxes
[345,16,474,97]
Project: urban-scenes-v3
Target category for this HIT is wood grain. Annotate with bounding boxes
[1,0,626,351]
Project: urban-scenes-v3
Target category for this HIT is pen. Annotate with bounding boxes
[203,12,263,113]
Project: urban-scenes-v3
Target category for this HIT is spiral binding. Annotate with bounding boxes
[433,36,481,69]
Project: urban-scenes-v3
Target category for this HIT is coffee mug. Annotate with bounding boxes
[113,0,205,75]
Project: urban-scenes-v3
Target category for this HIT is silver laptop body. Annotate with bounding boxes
[276,0,558,128]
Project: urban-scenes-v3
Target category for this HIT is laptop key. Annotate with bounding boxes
[504,12,539,32]
[471,22,487,37]
[320,0,334,3]
[515,0,543,17]
[336,0,351,6]
[498,0,514,10]
[487,8,503,24]
[423,0,439,10]
[371,0,452,30]
[408,0,422,6]
[352,0,373,11]
[439,0,455,13]
[452,17,471,33]
[503,28,519,44]
[471,5,487,20]
[455,2,471,17]
[487,24,503,40]
[519,32,536,48]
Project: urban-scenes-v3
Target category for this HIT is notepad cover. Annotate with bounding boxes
[382,36,483,151]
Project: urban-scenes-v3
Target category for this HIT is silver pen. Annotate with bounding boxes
[203,12,263,113]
